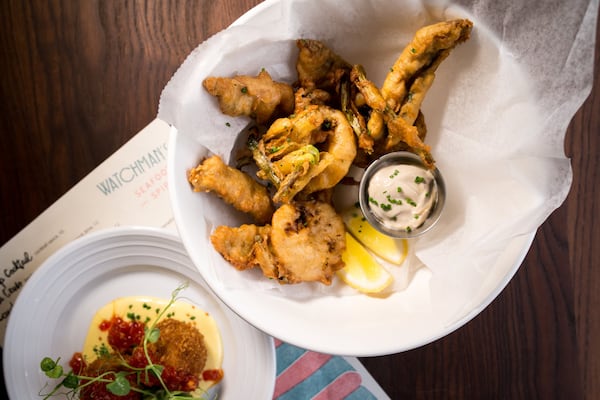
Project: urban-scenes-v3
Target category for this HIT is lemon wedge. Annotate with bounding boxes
[342,206,408,265]
[338,233,393,293]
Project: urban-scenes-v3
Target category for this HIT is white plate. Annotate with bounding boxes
[2,227,276,400]
[167,0,540,356]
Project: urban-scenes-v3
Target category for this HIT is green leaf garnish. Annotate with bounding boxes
[106,372,131,395]
[40,357,57,372]
[62,373,79,389]
[38,282,211,400]
[45,364,63,379]
[147,327,161,343]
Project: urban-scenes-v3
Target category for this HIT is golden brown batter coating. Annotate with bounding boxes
[381,19,473,112]
[251,105,356,203]
[188,155,274,224]
[347,19,472,169]
[270,201,346,285]
[210,224,279,279]
[295,39,351,92]
[210,201,346,285]
[203,69,294,124]
[198,19,474,285]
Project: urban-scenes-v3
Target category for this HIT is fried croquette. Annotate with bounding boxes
[149,318,208,377]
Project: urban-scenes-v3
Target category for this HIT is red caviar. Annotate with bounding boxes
[98,319,111,331]
[68,301,221,400]
[68,352,86,375]
[106,316,145,353]
[202,368,224,383]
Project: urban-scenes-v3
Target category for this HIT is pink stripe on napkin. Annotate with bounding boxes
[312,371,362,400]
[273,351,333,397]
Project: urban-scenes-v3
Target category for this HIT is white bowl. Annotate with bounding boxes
[169,121,535,356]
[3,227,276,399]
[167,0,540,356]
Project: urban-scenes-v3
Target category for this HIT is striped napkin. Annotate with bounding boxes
[273,340,382,400]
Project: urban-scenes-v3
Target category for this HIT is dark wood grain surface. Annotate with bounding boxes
[0,1,597,399]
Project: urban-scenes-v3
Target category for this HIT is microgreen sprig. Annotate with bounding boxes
[39,283,212,400]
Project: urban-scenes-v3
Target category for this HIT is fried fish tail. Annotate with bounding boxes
[188,155,274,224]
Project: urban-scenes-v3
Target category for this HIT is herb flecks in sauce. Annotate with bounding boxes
[367,164,437,232]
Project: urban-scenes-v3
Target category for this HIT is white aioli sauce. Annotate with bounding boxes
[367,164,437,232]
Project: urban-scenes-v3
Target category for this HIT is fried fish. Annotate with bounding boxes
[188,155,274,224]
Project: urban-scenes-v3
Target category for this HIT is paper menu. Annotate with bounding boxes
[0,119,175,344]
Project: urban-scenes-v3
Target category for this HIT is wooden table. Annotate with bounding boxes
[0,1,597,399]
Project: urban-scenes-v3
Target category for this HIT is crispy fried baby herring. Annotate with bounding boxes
[203,69,294,124]
[253,104,356,203]
[195,19,472,286]
[211,201,345,285]
[188,155,274,224]
[382,19,473,113]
